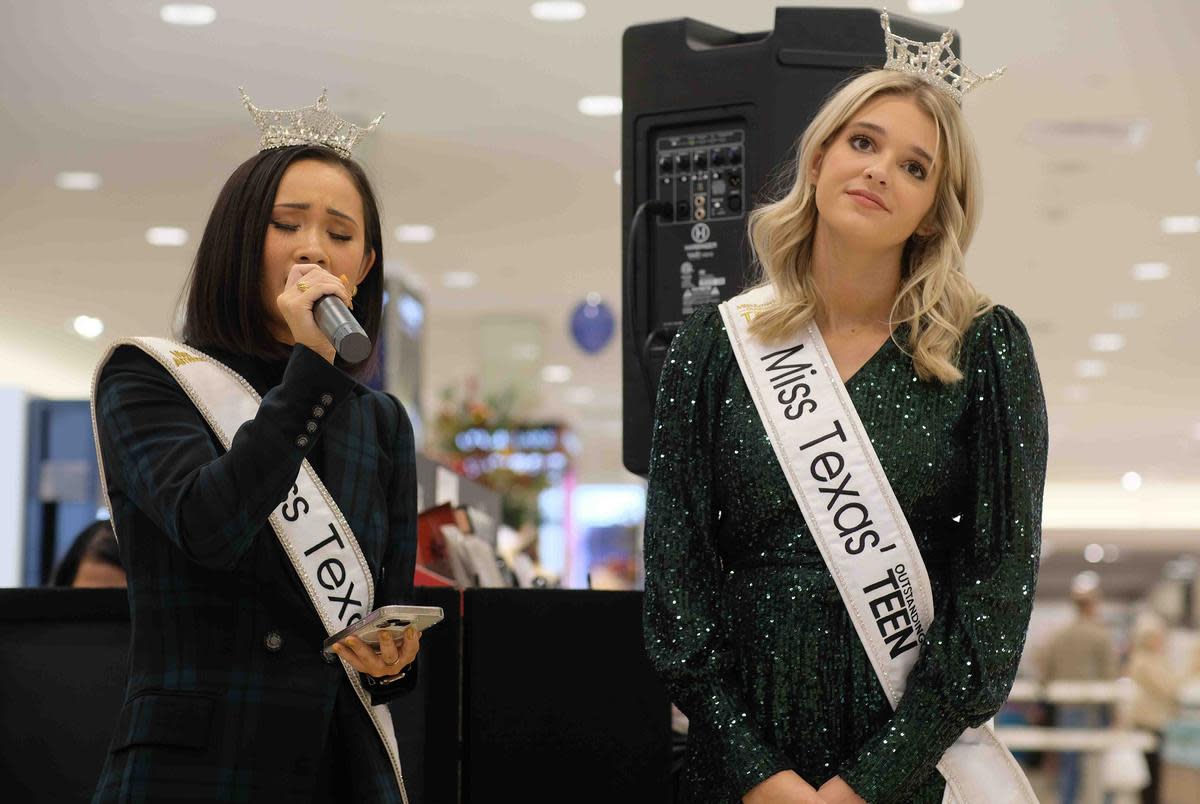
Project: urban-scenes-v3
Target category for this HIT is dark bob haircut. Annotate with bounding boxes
[50,520,122,587]
[180,145,385,378]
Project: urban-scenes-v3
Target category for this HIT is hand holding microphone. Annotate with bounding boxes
[278,263,372,364]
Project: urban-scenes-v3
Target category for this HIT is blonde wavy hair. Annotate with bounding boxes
[746,70,991,383]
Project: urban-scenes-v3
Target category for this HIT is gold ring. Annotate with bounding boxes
[384,655,401,666]
[297,281,310,292]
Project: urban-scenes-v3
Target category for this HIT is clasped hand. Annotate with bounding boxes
[743,771,867,804]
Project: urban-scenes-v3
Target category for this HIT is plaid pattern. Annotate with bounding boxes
[91,343,417,804]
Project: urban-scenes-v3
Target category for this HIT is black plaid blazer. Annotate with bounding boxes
[91,342,418,803]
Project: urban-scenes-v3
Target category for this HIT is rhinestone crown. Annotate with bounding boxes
[880,11,1005,104]
[240,87,384,158]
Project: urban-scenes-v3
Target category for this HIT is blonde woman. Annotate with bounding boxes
[642,42,1048,804]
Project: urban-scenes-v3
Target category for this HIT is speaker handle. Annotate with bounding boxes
[624,200,672,410]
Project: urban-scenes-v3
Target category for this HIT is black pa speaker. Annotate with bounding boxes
[620,7,955,474]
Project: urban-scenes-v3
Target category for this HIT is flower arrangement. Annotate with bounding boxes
[431,380,568,528]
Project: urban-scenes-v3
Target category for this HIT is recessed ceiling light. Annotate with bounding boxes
[394,224,435,243]
[578,96,622,117]
[1111,302,1143,320]
[146,226,188,246]
[586,291,603,306]
[160,4,216,26]
[613,168,622,186]
[1161,216,1200,234]
[1088,333,1125,352]
[72,315,105,340]
[442,271,478,289]
[1132,261,1169,281]
[1083,543,1104,564]
[55,171,102,191]
[907,0,964,13]
[542,365,572,383]
[1074,359,1106,379]
[1121,471,1143,492]
[530,2,586,21]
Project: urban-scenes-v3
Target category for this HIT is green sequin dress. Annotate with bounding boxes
[642,303,1047,804]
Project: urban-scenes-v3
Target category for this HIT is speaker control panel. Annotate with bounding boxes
[654,128,746,226]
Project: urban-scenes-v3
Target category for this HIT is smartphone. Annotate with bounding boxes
[322,604,443,658]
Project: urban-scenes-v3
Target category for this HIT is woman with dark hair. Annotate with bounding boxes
[90,92,420,803]
[50,520,125,588]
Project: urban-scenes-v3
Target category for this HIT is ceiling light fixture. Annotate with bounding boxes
[442,271,478,289]
[55,171,102,191]
[542,365,572,383]
[394,224,436,243]
[530,2,586,21]
[1074,359,1106,379]
[1088,333,1125,352]
[160,4,216,26]
[578,96,622,117]
[1161,216,1200,234]
[907,0,964,13]
[1132,262,1169,281]
[146,226,188,246]
[72,315,105,340]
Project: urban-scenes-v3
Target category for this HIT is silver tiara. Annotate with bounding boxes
[880,11,1005,103]
[239,87,384,158]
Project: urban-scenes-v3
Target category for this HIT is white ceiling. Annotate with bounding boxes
[2,0,1199,494]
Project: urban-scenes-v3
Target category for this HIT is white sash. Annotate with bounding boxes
[718,286,1035,804]
[90,337,408,803]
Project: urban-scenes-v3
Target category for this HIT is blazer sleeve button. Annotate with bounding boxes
[295,435,311,449]
[320,393,334,406]
[305,420,319,434]
[312,405,326,419]
[264,630,284,652]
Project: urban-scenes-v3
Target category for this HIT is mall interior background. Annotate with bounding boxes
[1,2,1199,802]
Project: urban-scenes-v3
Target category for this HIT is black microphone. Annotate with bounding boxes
[314,296,371,364]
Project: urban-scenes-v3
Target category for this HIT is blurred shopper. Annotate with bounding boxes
[90,90,419,803]
[49,520,126,588]
[643,13,1046,804]
[1039,574,1119,804]
[1126,614,1184,804]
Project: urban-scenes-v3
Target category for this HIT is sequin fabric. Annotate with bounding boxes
[642,303,1048,804]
